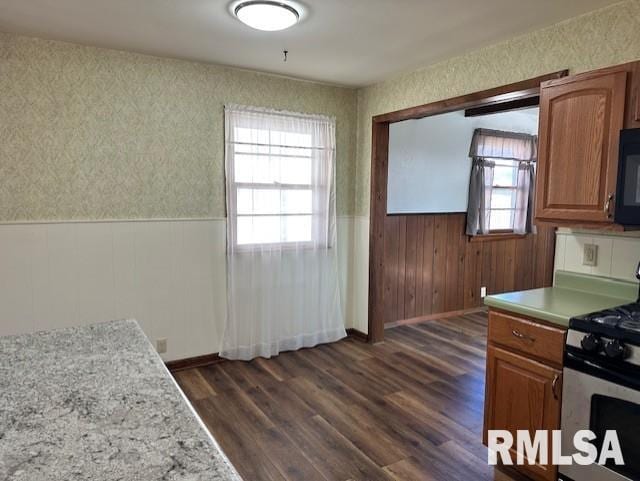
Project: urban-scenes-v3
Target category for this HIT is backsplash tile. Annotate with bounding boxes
[611,237,640,281]
[555,229,640,283]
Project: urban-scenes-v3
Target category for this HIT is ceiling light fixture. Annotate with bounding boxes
[234,1,300,31]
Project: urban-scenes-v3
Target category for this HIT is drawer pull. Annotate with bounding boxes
[512,329,535,343]
[552,374,560,400]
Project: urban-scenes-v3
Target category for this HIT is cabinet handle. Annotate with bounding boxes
[605,193,615,218]
[552,374,560,400]
[511,329,535,343]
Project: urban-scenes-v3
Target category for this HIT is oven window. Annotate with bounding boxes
[590,395,640,479]
[623,154,640,206]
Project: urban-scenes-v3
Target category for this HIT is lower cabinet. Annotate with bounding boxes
[483,309,566,481]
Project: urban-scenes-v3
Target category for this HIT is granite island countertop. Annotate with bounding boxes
[484,271,638,328]
[0,320,243,481]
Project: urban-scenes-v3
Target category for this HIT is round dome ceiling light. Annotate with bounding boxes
[234,1,300,31]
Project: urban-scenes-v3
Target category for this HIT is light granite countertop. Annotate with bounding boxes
[484,271,638,327]
[0,320,243,481]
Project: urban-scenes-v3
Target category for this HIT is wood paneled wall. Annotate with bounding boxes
[382,213,555,324]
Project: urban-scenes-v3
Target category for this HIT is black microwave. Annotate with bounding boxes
[616,128,640,225]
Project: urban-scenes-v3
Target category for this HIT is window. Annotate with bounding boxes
[466,128,537,237]
[488,158,519,231]
[232,127,314,246]
[225,106,335,249]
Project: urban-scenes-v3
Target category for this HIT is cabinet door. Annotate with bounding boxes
[536,70,627,223]
[484,346,562,481]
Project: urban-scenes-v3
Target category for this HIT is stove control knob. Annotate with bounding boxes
[581,334,603,353]
[604,339,629,360]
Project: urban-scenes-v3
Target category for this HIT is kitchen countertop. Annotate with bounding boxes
[0,320,243,481]
[484,271,638,328]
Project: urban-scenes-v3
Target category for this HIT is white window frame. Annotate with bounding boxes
[488,158,519,233]
[225,108,334,251]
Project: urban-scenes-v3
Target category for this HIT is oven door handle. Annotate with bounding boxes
[565,348,640,391]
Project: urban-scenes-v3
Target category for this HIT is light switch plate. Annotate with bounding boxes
[480,286,487,298]
[583,244,598,267]
[156,338,167,354]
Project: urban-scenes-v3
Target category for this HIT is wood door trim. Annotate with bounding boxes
[373,71,567,124]
[539,61,635,88]
[367,71,568,343]
[368,121,390,343]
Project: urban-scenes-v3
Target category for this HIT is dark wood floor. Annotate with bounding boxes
[173,312,521,481]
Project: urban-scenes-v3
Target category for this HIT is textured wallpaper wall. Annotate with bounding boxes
[0,33,357,221]
[3,0,640,222]
[355,0,640,215]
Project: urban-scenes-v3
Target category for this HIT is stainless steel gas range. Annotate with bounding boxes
[559,282,640,481]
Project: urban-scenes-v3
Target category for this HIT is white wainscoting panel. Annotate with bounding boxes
[0,217,362,361]
[349,216,370,334]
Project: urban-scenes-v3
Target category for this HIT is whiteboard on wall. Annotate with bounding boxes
[386,108,539,214]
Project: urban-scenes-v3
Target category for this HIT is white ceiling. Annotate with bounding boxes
[0,0,621,87]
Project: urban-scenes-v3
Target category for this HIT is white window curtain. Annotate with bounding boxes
[221,105,346,360]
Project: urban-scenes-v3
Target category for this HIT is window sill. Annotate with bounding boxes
[468,232,528,243]
[232,242,334,253]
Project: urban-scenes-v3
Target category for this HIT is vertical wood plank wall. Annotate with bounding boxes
[383,213,555,324]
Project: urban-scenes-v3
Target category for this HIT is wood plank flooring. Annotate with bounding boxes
[173,312,522,481]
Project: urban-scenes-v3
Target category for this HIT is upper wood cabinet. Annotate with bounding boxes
[535,68,627,223]
[535,61,640,227]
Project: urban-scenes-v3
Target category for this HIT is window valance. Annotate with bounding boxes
[469,128,537,162]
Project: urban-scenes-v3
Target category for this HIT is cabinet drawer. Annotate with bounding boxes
[488,310,565,366]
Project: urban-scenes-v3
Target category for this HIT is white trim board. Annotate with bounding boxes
[0,214,365,226]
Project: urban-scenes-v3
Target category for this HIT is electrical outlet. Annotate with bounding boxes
[156,338,167,354]
[583,244,598,267]
[480,286,487,298]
